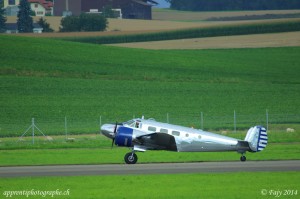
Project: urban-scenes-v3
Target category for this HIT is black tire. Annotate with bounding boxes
[124,152,138,164]
[240,156,246,162]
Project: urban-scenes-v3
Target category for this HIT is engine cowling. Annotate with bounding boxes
[115,127,133,147]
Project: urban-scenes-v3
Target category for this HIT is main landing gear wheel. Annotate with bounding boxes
[240,155,247,162]
[124,152,138,164]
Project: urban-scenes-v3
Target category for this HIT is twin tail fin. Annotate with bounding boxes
[244,126,268,152]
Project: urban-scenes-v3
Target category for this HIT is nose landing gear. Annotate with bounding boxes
[124,152,138,164]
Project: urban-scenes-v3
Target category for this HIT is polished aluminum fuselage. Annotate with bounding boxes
[101,118,240,152]
[134,119,239,152]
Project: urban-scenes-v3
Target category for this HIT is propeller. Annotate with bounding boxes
[111,121,118,148]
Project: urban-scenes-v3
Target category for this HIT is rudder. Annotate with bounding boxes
[244,126,268,152]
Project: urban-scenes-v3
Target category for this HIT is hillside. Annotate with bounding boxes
[1,35,300,136]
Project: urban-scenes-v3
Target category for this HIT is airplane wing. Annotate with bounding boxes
[134,132,177,151]
[113,126,177,151]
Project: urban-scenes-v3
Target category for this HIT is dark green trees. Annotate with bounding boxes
[60,13,107,32]
[37,17,54,32]
[0,0,6,32]
[17,0,33,32]
[80,13,108,32]
[168,0,300,11]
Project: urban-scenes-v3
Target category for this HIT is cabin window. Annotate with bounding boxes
[148,126,156,132]
[172,131,180,136]
[160,128,168,134]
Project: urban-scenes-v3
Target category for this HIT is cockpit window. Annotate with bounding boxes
[123,120,136,127]
[123,119,141,128]
[135,121,140,128]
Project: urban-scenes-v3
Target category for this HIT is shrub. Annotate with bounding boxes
[60,13,107,32]
[59,15,80,32]
[80,13,107,32]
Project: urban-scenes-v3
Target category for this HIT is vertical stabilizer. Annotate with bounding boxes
[244,126,268,152]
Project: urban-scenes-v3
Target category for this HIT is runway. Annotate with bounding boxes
[0,160,299,178]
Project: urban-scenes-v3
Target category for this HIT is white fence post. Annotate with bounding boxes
[65,116,68,139]
[32,118,35,144]
[200,112,203,130]
[266,109,269,131]
[99,115,102,132]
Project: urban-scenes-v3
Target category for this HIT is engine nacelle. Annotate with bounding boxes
[115,127,133,147]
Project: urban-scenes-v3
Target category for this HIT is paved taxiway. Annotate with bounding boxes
[1,160,299,178]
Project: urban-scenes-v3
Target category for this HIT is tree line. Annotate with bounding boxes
[166,0,300,11]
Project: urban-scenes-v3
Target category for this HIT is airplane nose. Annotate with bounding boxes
[101,124,115,139]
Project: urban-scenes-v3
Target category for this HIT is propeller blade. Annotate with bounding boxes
[111,122,118,149]
[113,122,117,134]
[111,138,115,148]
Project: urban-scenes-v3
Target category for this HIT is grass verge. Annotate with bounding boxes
[0,131,299,150]
[1,172,299,199]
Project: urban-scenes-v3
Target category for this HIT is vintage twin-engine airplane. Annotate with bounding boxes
[101,118,268,164]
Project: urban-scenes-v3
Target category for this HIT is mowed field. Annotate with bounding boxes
[1,35,300,136]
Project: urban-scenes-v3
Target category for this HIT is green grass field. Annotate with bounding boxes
[1,33,300,199]
[1,35,300,136]
[1,172,299,199]
[0,143,299,166]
